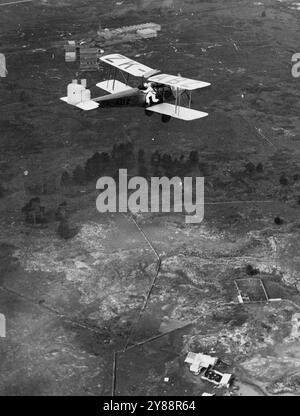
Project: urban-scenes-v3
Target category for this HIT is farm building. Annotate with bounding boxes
[79,47,104,71]
[97,22,161,42]
[185,352,218,375]
[201,365,233,388]
[64,41,77,62]
[0,313,5,338]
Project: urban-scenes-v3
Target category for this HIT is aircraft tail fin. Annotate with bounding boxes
[60,79,99,110]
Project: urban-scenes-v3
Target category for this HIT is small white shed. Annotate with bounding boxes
[0,54,7,77]
[0,313,6,338]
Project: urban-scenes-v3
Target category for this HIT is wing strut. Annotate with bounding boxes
[119,69,130,85]
[106,67,111,89]
[113,67,117,90]
[175,87,183,115]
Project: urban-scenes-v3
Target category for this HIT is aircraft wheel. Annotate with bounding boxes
[145,109,153,117]
[161,114,171,123]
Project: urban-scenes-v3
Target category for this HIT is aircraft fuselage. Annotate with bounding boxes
[95,84,174,109]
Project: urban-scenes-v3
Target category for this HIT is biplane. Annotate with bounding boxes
[60,53,211,122]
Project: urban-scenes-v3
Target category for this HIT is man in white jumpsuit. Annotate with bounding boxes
[142,82,159,106]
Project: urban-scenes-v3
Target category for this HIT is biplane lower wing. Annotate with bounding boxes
[96,79,133,94]
[146,103,208,121]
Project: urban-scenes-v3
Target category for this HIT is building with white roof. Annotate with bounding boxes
[185,352,218,375]
[0,313,6,338]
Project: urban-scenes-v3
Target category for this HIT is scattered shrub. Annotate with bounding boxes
[274,216,284,225]
[246,264,259,276]
[57,219,79,239]
[72,165,86,185]
[60,171,72,187]
[279,174,289,186]
[256,163,263,173]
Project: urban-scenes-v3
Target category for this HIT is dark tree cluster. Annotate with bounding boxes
[68,145,204,186]
[245,264,259,276]
[72,165,86,185]
[274,216,284,225]
[278,172,300,187]
[85,151,112,181]
[279,174,289,186]
[256,162,264,173]
[137,149,148,178]
[149,150,202,178]
[111,142,135,170]
[55,201,69,222]
[71,142,135,185]
[21,197,46,225]
[244,162,264,175]
[293,173,300,182]
[60,171,72,187]
[55,201,79,239]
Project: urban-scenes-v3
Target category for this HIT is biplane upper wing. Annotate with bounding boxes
[100,53,159,77]
[147,73,211,90]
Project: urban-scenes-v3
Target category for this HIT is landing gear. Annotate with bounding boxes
[145,109,153,117]
[161,114,171,123]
